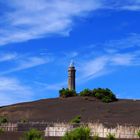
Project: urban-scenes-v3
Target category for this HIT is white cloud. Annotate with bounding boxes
[77,34,140,82]
[78,56,109,81]
[102,0,140,11]
[104,34,140,50]
[119,0,140,11]
[14,57,48,71]
[0,0,140,46]
[0,56,51,75]
[0,53,17,62]
[63,51,79,59]
[122,5,140,11]
[77,54,132,83]
[35,81,67,91]
[111,53,137,65]
[0,0,101,46]
[0,77,33,106]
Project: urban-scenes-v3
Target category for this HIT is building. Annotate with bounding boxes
[68,61,76,91]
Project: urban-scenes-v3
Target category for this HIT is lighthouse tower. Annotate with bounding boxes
[68,61,76,91]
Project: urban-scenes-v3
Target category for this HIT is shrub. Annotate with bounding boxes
[0,128,4,134]
[62,127,91,140]
[0,116,8,124]
[70,115,81,124]
[93,88,117,103]
[79,88,117,103]
[107,133,116,140]
[101,96,112,103]
[22,129,44,140]
[93,133,99,140]
[137,130,140,138]
[79,89,93,97]
[59,88,77,98]
[95,92,104,99]
[20,118,28,123]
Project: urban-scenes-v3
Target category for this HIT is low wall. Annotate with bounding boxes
[0,123,17,131]
[0,122,140,138]
[17,122,47,131]
[45,123,73,137]
[89,123,140,138]
[45,123,140,139]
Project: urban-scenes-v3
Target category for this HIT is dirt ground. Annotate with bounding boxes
[0,97,140,127]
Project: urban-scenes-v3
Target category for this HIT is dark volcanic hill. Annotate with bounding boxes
[0,97,140,126]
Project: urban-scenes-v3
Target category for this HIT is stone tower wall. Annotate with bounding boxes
[68,66,76,90]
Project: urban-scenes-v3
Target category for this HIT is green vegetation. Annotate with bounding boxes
[0,128,4,134]
[59,88,77,98]
[20,117,29,123]
[21,129,44,140]
[70,115,81,124]
[80,88,117,103]
[62,126,91,140]
[0,116,8,125]
[79,89,92,96]
[93,88,117,102]
[137,130,140,138]
[106,133,116,140]
[93,133,99,140]
[59,87,117,103]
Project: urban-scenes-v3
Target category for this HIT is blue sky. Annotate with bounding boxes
[0,0,140,106]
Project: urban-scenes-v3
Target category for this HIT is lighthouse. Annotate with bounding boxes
[68,61,76,91]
